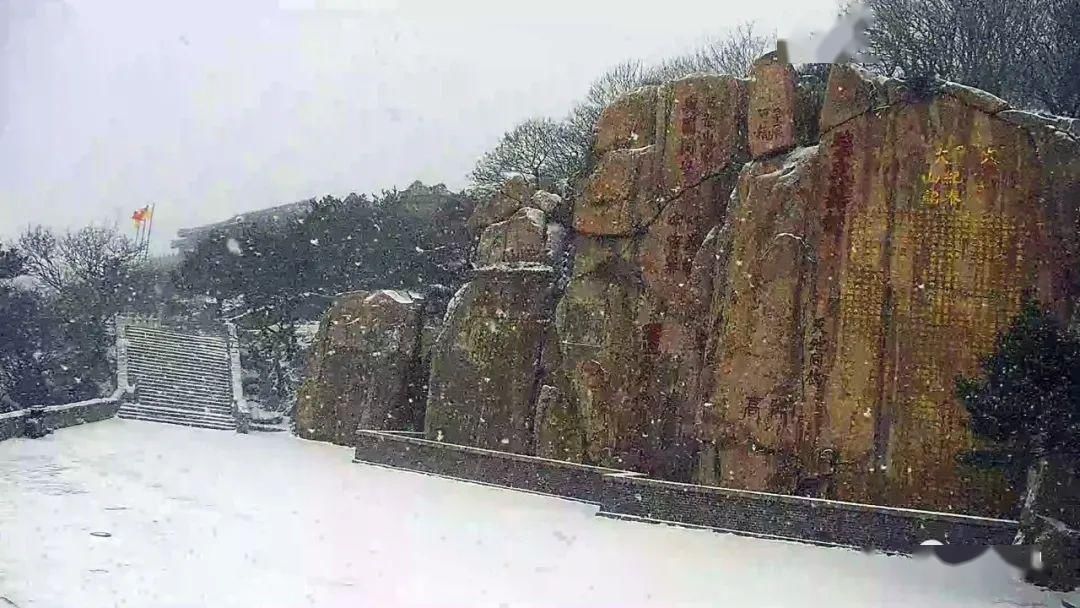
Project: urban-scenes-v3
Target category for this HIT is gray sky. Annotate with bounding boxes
[1,0,838,251]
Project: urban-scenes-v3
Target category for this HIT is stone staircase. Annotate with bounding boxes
[117,320,241,431]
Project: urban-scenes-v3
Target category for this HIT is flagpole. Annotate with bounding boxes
[134,213,143,250]
[143,204,155,259]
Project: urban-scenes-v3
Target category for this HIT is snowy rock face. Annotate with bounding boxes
[551,75,752,476]
[474,207,549,268]
[295,291,426,445]
[422,62,1080,517]
[531,190,564,216]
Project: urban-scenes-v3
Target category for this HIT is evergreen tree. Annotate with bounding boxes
[957,301,1080,474]
[172,183,473,410]
[0,245,49,409]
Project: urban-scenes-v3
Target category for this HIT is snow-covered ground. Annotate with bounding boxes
[0,419,1065,608]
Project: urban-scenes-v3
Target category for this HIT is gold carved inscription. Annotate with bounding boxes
[836,145,1029,431]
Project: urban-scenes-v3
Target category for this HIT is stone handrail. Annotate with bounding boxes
[225,321,251,434]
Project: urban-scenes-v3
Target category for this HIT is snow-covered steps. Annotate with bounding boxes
[118,403,236,431]
[116,317,240,432]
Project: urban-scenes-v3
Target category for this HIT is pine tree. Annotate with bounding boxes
[957,300,1080,469]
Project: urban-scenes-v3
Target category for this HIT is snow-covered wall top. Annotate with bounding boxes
[0,394,123,442]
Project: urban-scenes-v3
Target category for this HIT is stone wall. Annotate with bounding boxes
[354,430,1017,553]
[0,397,123,442]
[421,60,1080,518]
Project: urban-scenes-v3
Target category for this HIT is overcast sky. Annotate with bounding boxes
[1,0,838,251]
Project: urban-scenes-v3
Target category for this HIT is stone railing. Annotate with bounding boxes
[115,315,133,394]
[225,321,251,433]
[0,386,133,442]
[353,430,1018,554]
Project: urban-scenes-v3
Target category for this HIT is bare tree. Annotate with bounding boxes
[862,0,1077,113]
[864,0,1041,93]
[11,225,147,402]
[575,23,772,108]
[682,23,775,78]
[471,23,776,196]
[60,225,142,289]
[18,225,141,295]
[17,226,64,292]
[469,118,583,195]
[1025,0,1080,116]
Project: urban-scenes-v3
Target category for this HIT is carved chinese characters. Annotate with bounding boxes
[748,57,797,159]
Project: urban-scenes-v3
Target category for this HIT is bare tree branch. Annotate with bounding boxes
[471,23,778,197]
[470,118,583,196]
[18,224,141,295]
[17,226,64,292]
[862,0,1076,114]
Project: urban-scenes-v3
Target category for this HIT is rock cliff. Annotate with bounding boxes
[425,59,1080,516]
[292,57,1079,517]
[690,63,1080,515]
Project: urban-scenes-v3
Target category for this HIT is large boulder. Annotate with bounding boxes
[474,207,548,268]
[295,290,425,446]
[690,147,822,491]
[467,175,537,232]
[818,63,889,133]
[420,59,1080,520]
[424,268,556,453]
[575,146,659,236]
[593,86,660,157]
[575,76,749,238]
[531,190,566,216]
